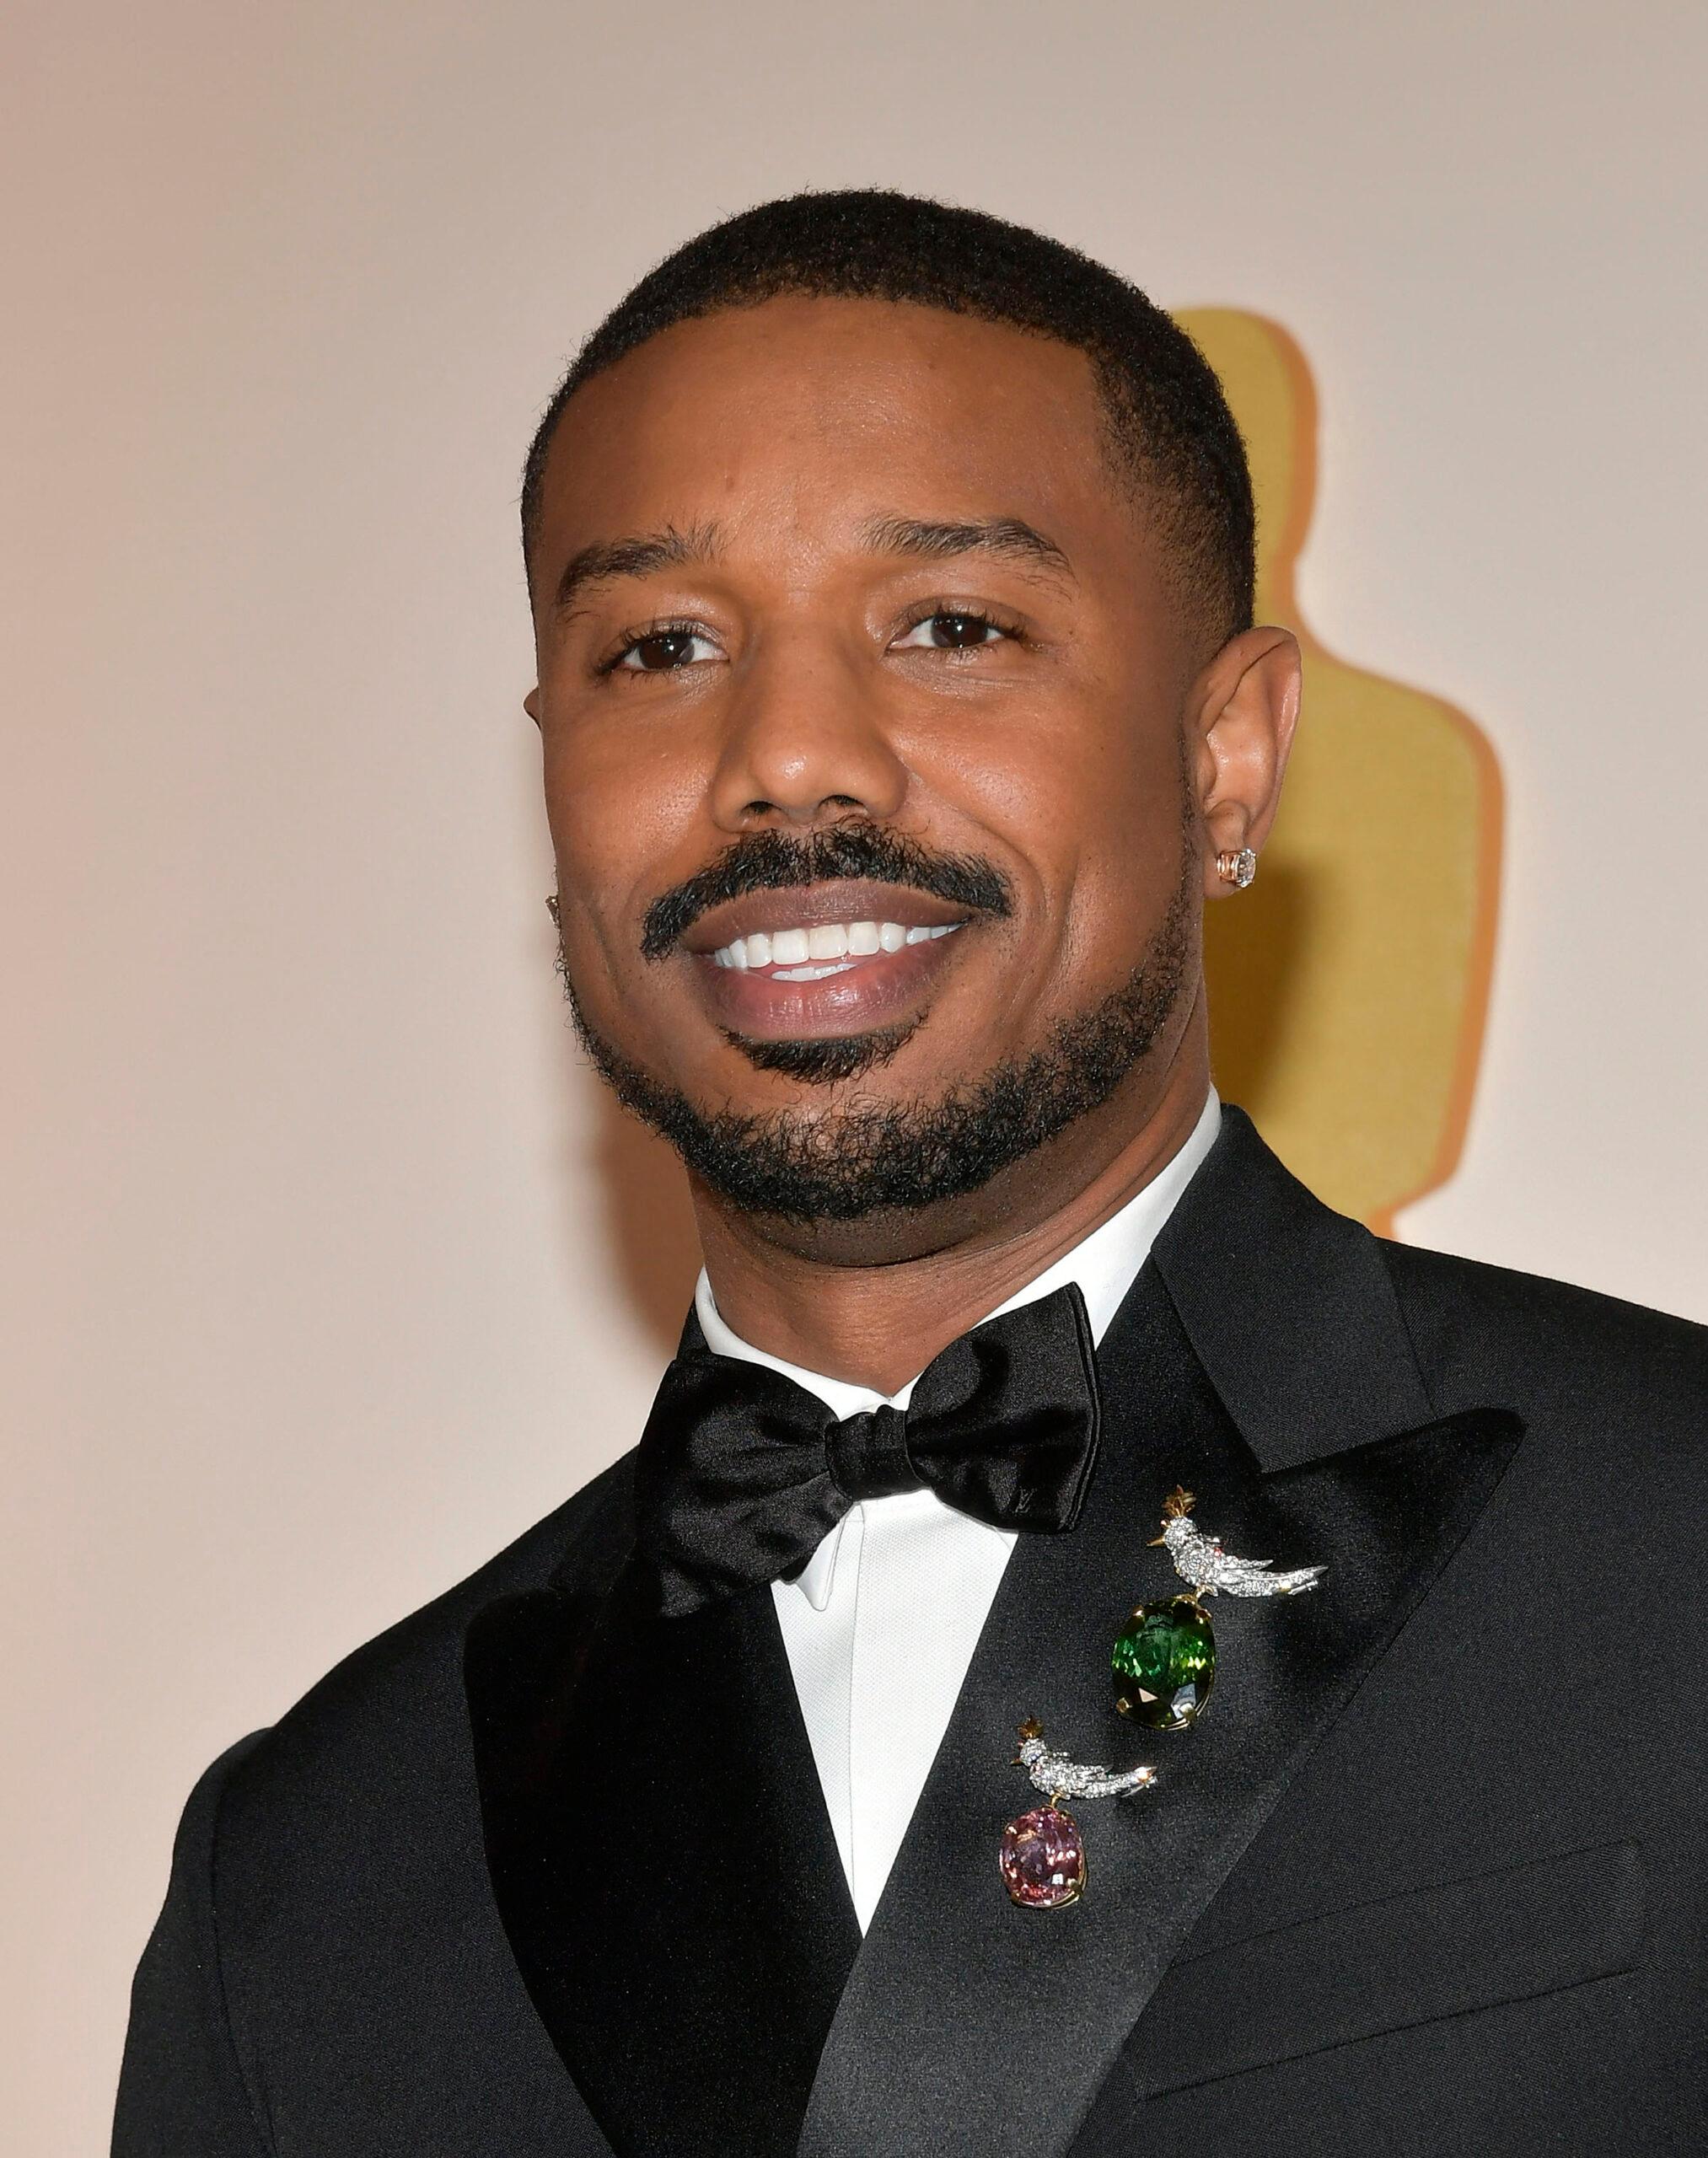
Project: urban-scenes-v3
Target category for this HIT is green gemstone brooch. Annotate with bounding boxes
[1111,1487,1325,1731]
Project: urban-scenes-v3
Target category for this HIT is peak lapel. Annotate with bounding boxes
[801,1124,1523,2158]
[1147,1102,1439,1469]
[465,1559,858,2158]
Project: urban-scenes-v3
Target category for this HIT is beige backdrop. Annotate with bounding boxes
[8,3,1708,2146]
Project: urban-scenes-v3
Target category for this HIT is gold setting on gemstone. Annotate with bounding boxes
[1112,1592,1217,1731]
[998,1798,1086,1909]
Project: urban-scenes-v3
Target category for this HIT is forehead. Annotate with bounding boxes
[529,296,1138,591]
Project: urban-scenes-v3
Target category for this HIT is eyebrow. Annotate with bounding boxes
[553,521,722,616]
[858,514,1073,580]
[551,511,1072,616]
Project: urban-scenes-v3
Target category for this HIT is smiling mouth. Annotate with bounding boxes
[711,916,964,981]
[679,879,982,1045]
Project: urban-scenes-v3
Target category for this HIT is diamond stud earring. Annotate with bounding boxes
[1215,847,1258,889]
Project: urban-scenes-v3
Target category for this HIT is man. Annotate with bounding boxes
[115,192,1705,2156]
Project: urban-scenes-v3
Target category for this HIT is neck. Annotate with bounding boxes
[692,995,1211,1395]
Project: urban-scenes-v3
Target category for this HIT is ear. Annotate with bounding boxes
[524,687,542,727]
[1188,626,1301,899]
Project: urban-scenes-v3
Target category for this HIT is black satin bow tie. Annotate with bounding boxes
[633,1282,1103,1617]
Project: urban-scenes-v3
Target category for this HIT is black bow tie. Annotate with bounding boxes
[633,1283,1103,1617]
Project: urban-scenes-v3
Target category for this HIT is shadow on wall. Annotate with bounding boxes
[572,312,1506,1356]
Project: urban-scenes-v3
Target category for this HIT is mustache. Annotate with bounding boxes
[640,824,1015,961]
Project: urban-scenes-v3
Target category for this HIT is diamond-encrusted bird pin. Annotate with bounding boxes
[999,1718,1158,1910]
[1149,1486,1326,1598]
[1113,1490,1327,1731]
[1012,1716,1159,1801]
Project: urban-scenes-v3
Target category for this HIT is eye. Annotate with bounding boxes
[893,609,1013,652]
[609,625,721,674]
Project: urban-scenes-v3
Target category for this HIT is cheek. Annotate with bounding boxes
[1015,710,1187,976]
[541,722,697,940]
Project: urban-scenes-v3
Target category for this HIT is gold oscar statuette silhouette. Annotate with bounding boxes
[1178,309,1501,1235]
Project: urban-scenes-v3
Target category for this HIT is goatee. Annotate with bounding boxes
[558,858,1195,1227]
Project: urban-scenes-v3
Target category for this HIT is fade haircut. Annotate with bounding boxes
[520,189,1255,650]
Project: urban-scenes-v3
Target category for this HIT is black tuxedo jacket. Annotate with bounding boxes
[115,1109,1707,2155]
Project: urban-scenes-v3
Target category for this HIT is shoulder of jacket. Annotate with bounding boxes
[1378,1236,1708,1419]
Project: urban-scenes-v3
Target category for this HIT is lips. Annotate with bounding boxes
[678,880,980,1042]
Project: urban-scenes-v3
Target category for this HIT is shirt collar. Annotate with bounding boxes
[693,1088,1222,1607]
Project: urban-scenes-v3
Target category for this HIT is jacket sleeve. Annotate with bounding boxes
[112,1732,273,2156]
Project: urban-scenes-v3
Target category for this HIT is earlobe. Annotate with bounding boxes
[1193,626,1302,895]
[524,687,542,727]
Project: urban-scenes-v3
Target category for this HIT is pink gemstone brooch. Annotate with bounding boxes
[999,1718,1157,1909]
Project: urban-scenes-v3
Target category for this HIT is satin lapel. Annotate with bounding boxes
[799,1266,1523,2158]
[465,1559,859,2158]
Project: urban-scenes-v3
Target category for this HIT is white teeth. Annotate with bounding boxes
[772,962,856,981]
[710,918,965,969]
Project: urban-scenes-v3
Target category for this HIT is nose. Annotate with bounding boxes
[706,632,910,834]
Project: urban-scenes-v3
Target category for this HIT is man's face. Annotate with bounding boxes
[528,297,1209,1233]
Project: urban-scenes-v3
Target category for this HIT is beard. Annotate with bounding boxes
[557,845,1195,1227]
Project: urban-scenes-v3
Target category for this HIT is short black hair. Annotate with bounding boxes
[521,189,1254,647]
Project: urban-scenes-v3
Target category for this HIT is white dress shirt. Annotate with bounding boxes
[694,1088,1222,1931]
